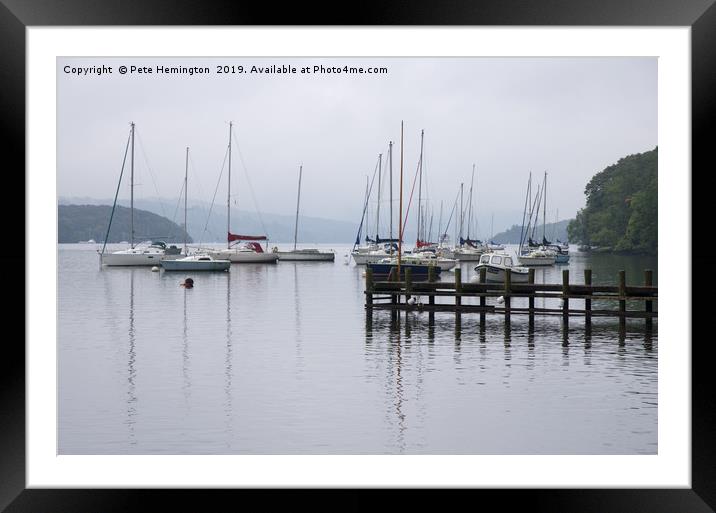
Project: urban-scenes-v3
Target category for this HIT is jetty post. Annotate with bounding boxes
[528,268,535,325]
[479,267,487,323]
[454,267,462,318]
[504,268,512,322]
[644,269,653,330]
[562,269,570,324]
[584,269,592,325]
[428,265,436,324]
[618,270,626,331]
[365,268,374,311]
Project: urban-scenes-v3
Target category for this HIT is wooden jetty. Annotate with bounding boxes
[365,267,657,327]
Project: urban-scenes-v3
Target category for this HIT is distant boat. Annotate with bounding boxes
[474,252,529,283]
[78,238,96,244]
[162,254,230,272]
[161,147,230,272]
[100,122,182,267]
[273,165,335,262]
[207,122,279,264]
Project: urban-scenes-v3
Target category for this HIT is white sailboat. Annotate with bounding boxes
[351,147,399,264]
[273,165,335,261]
[452,167,486,261]
[517,172,556,266]
[208,122,279,264]
[100,122,183,267]
[161,147,230,272]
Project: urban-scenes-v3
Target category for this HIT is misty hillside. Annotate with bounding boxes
[59,204,191,244]
[490,219,572,244]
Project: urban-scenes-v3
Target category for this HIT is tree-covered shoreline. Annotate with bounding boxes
[568,147,657,254]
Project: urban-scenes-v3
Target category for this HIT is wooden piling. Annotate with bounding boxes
[584,269,592,325]
[428,265,436,322]
[562,269,569,323]
[504,268,512,320]
[454,268,462,322]
[644,269,653,330]
[366,268,374,311]
[618,270,626,330]
[479,267,487,323]
[528,268,535,324]
[405,267,413,304]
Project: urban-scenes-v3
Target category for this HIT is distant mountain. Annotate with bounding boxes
[59,197,359,244]
[490,219,572,244]
[58,204,191,244]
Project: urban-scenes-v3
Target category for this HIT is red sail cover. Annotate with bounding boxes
[246,242,264,253]
[228,232,267,242]
[416,239,435,248]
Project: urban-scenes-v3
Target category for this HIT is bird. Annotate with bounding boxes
[497,296,505,304]
[407,297,416,305]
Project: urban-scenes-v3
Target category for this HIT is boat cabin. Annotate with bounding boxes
[479,253,515,267]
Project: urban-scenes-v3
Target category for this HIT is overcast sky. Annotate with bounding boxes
[57,57,656,234]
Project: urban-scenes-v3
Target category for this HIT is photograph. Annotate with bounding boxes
[57,56,658,455]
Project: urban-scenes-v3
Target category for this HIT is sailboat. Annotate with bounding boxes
[208,122,279,264]
[100,122,183,266]
[452,166,485,261]
[367,123,441,278]
[161,147,230,272]
[351,148,401,265]
[272,165,335,261]
[487,214,505,251]
[517,172,556,266]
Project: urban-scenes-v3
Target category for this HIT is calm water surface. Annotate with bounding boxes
[58,244,657,454]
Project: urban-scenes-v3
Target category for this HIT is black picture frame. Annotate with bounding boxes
[4,1,712,511]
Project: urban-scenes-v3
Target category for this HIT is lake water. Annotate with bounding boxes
[58,244,657,454]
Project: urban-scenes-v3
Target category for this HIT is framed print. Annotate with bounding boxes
[5,0,714,511]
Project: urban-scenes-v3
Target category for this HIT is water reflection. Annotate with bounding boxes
[126,270,137,445]
[224,271,233,447]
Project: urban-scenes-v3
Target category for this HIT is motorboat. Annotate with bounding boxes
[161,254,231,272]
[474,252,529,283]
[274,247,335,261]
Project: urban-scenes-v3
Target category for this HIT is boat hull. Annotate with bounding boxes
[474,264,529,283]
[276,251,335,261]
[351,251,390,265]
[517,255,555,266]
[100,252,180,266]
[554,253,570,264]
[161,260,231,272]
[452,251,484,261]
[208,251,279,263]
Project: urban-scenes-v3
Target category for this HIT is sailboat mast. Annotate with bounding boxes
[389,141,393,253]
[375,153,382,241]
[467,164,475,240]
[398,122,404,272]
[543,171,547,242]
[130,121,135,249]
[438,200,443,244]
[227,121,232,249]
[184,146,189,255]
[416,129,424,243]
[459,182,464,243]
[293,165,302,251]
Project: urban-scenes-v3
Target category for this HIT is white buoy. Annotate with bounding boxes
[408,297,416,305]
[151,266,160,272]
[497,295,505,304]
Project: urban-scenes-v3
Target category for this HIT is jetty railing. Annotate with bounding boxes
[365,267,657,327]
